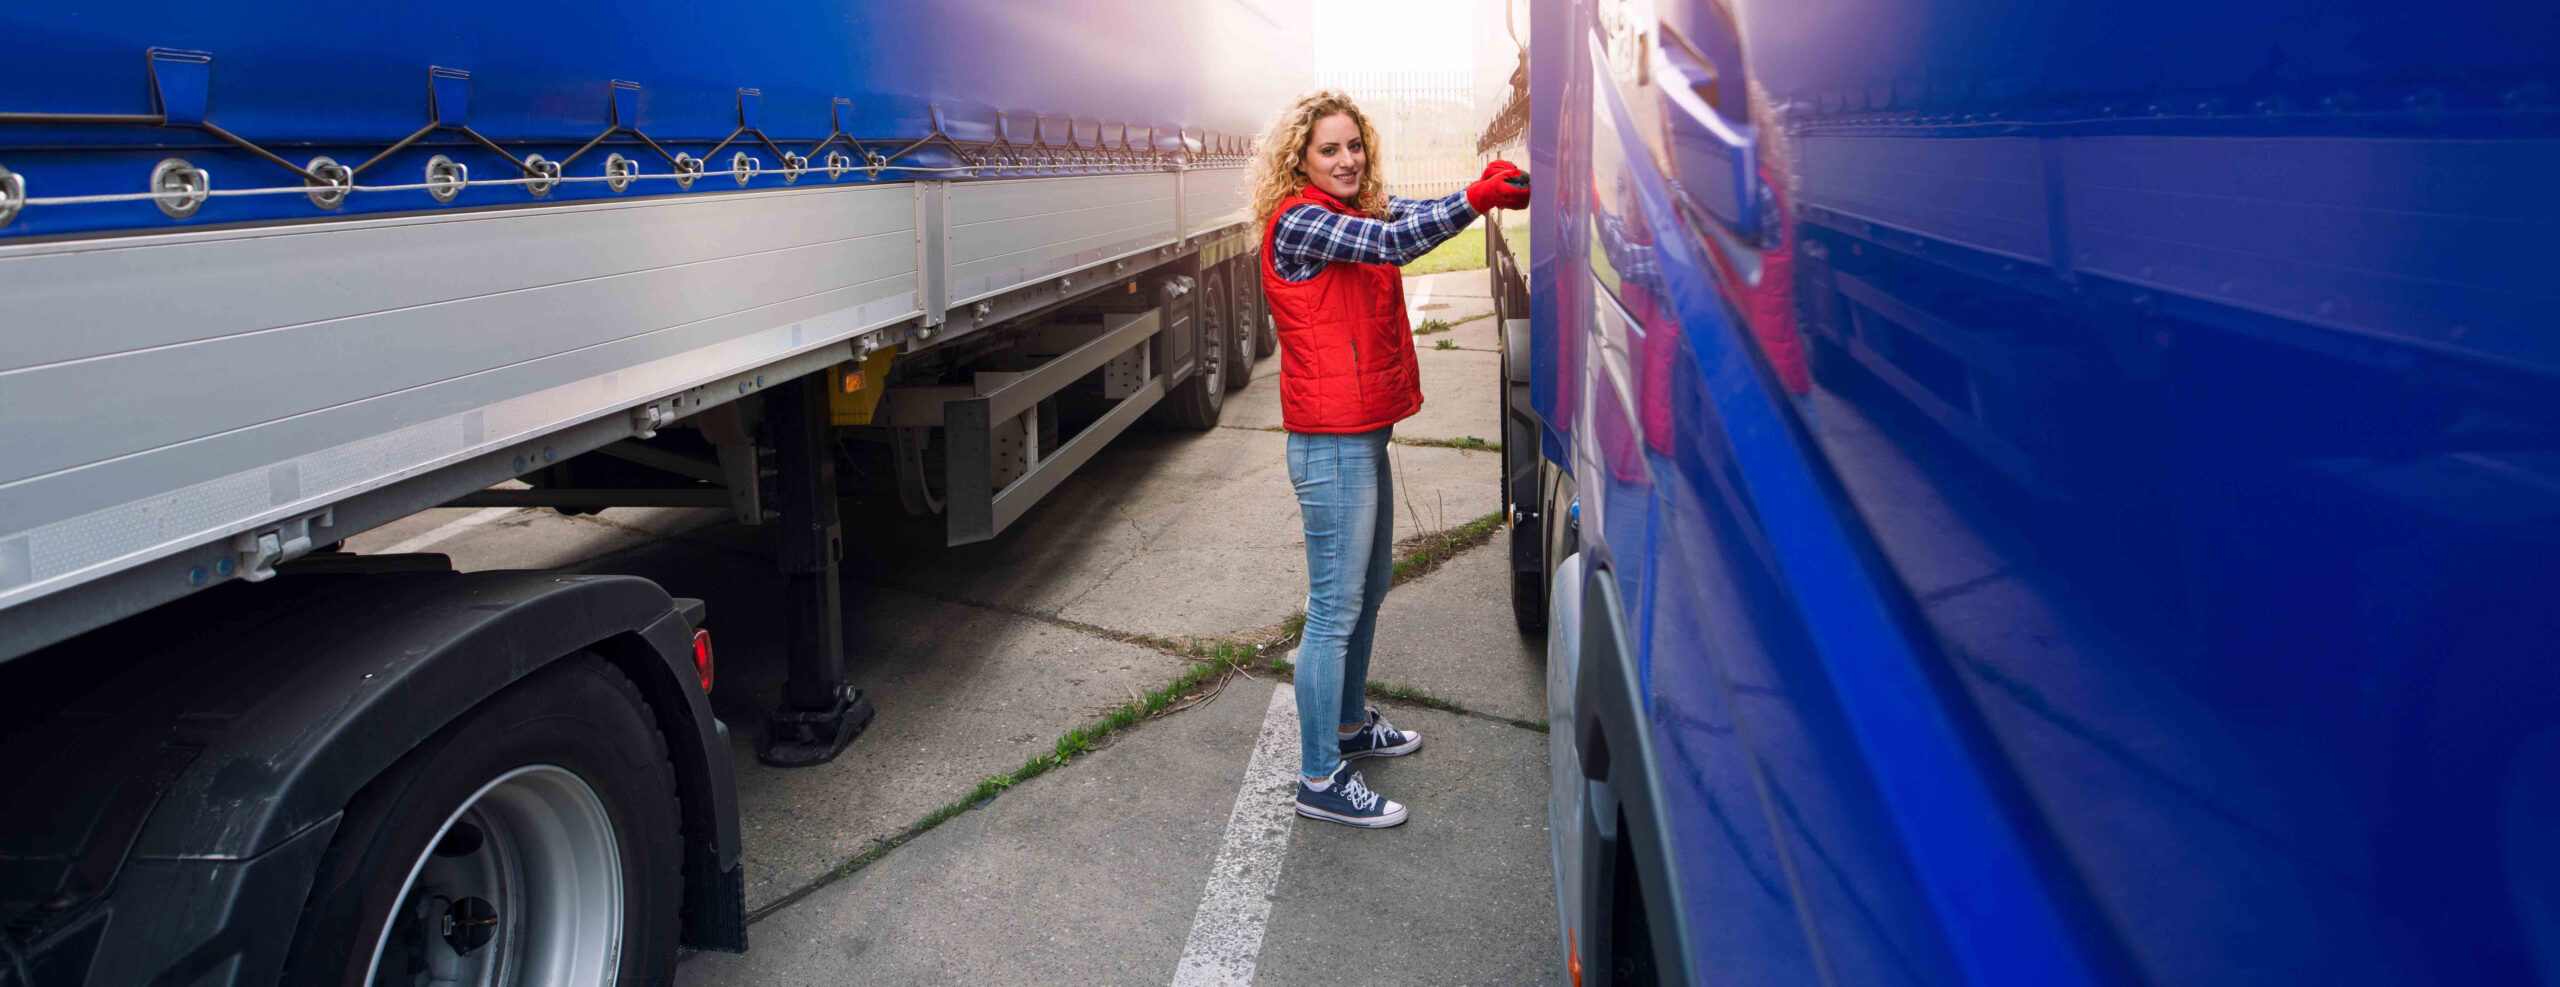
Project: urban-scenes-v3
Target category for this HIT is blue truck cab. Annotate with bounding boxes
[1498,0,2560,982]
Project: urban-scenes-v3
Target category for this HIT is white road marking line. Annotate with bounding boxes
[378,507,520,555]
[1405,273,1436,331]
[1170,684,1302,987]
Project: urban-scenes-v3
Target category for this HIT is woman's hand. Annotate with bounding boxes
[1466,160,1531,213]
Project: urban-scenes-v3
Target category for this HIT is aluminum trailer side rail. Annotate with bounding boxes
[0,163,1254,662]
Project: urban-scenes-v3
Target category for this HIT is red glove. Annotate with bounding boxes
[1466,160,1531,213]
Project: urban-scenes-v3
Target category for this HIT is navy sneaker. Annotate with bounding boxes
[1338,706,1422,761]
[1295,764,1408,828]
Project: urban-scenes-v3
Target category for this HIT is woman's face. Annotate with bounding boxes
[1299,112,1365,202]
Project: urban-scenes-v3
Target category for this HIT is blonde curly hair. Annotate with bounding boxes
[1249,90,1389,245]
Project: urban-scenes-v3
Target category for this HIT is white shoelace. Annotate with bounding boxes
[1338,771,1381,812]
[1366,712,1402,745]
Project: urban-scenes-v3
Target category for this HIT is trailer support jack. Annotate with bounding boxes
[757,375,874,767]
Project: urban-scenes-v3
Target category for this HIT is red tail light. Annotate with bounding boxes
[691,628,715,693]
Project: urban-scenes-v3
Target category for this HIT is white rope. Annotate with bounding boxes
[9,156,1243,209]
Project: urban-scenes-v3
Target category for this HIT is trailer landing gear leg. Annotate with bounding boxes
[758,375,874,767]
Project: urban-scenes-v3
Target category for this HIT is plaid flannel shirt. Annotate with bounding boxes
[1269,192,1478,282]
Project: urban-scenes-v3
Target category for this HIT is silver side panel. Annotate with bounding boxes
[1183,166,1250,239]
[0,184,923,613]
[0,168,1263,652]
[945,173,1180,306]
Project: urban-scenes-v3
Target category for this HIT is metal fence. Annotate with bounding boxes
[1320,69,1481,200]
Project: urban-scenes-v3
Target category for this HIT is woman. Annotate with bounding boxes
[1248,90,1531,828]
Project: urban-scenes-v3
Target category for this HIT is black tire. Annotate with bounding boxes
[1222,261,1258,391]
[1507,447,1550,635]
[1512,570,1549,635]
[1246,253,1278,356]
[1500,309,1549,635]
[1151,271,1226,430]
[284,655,683,987]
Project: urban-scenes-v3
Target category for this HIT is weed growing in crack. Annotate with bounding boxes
[1392,511,1505,586]
[1400,435,1499,452]
[744,642,1265,925]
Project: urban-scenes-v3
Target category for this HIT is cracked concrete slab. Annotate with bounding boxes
[1367,539,1548,724]
[1445,311,1506,354]
[556,535,1198,910]
[683,680,1563,987]
[684,675,1282,986]
[1406,348,1504,445]
[1426,268,1495,299]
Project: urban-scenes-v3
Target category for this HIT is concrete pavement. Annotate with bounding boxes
[343,270,1560,984]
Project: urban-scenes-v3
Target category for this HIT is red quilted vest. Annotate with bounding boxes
[1260,187,1424,433]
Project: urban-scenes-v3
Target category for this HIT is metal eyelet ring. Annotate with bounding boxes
[523,154,561,198]
[304,156,353,210]
[825,151,851,180]
[781,152,807,183]
[0,164,23,229]
[603,153,634,194]
[673,153,702,189]
[425,154,468,203]
[863,151,887,179]
[730,152,761,186]
[151,158,210,219]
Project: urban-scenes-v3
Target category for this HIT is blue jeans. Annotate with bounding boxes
[1287,426,1397,781]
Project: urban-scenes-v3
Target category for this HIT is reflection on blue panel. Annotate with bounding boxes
[1546,0,2560,981]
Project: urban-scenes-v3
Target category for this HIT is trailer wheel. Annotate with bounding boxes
[1245,260,1277,358]
[1506,454,1550,634]
[1499,310,1549,635]
[1224,262,1260,391]
[284,655,682,987]
[1154,271,1227,429]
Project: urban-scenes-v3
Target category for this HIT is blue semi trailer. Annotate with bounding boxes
[1494,0,2560,982]
[0,3,1305,982]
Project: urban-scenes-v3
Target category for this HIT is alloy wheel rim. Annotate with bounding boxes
[362,764,624,987]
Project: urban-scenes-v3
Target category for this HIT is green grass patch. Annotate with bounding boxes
[1413,318,1453,336]
[1367,680,1467,715]
[1392,510,1506,586]
[1433,339,1458,350]
[1403,224,1488,276]
[1392,435,1499,453]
